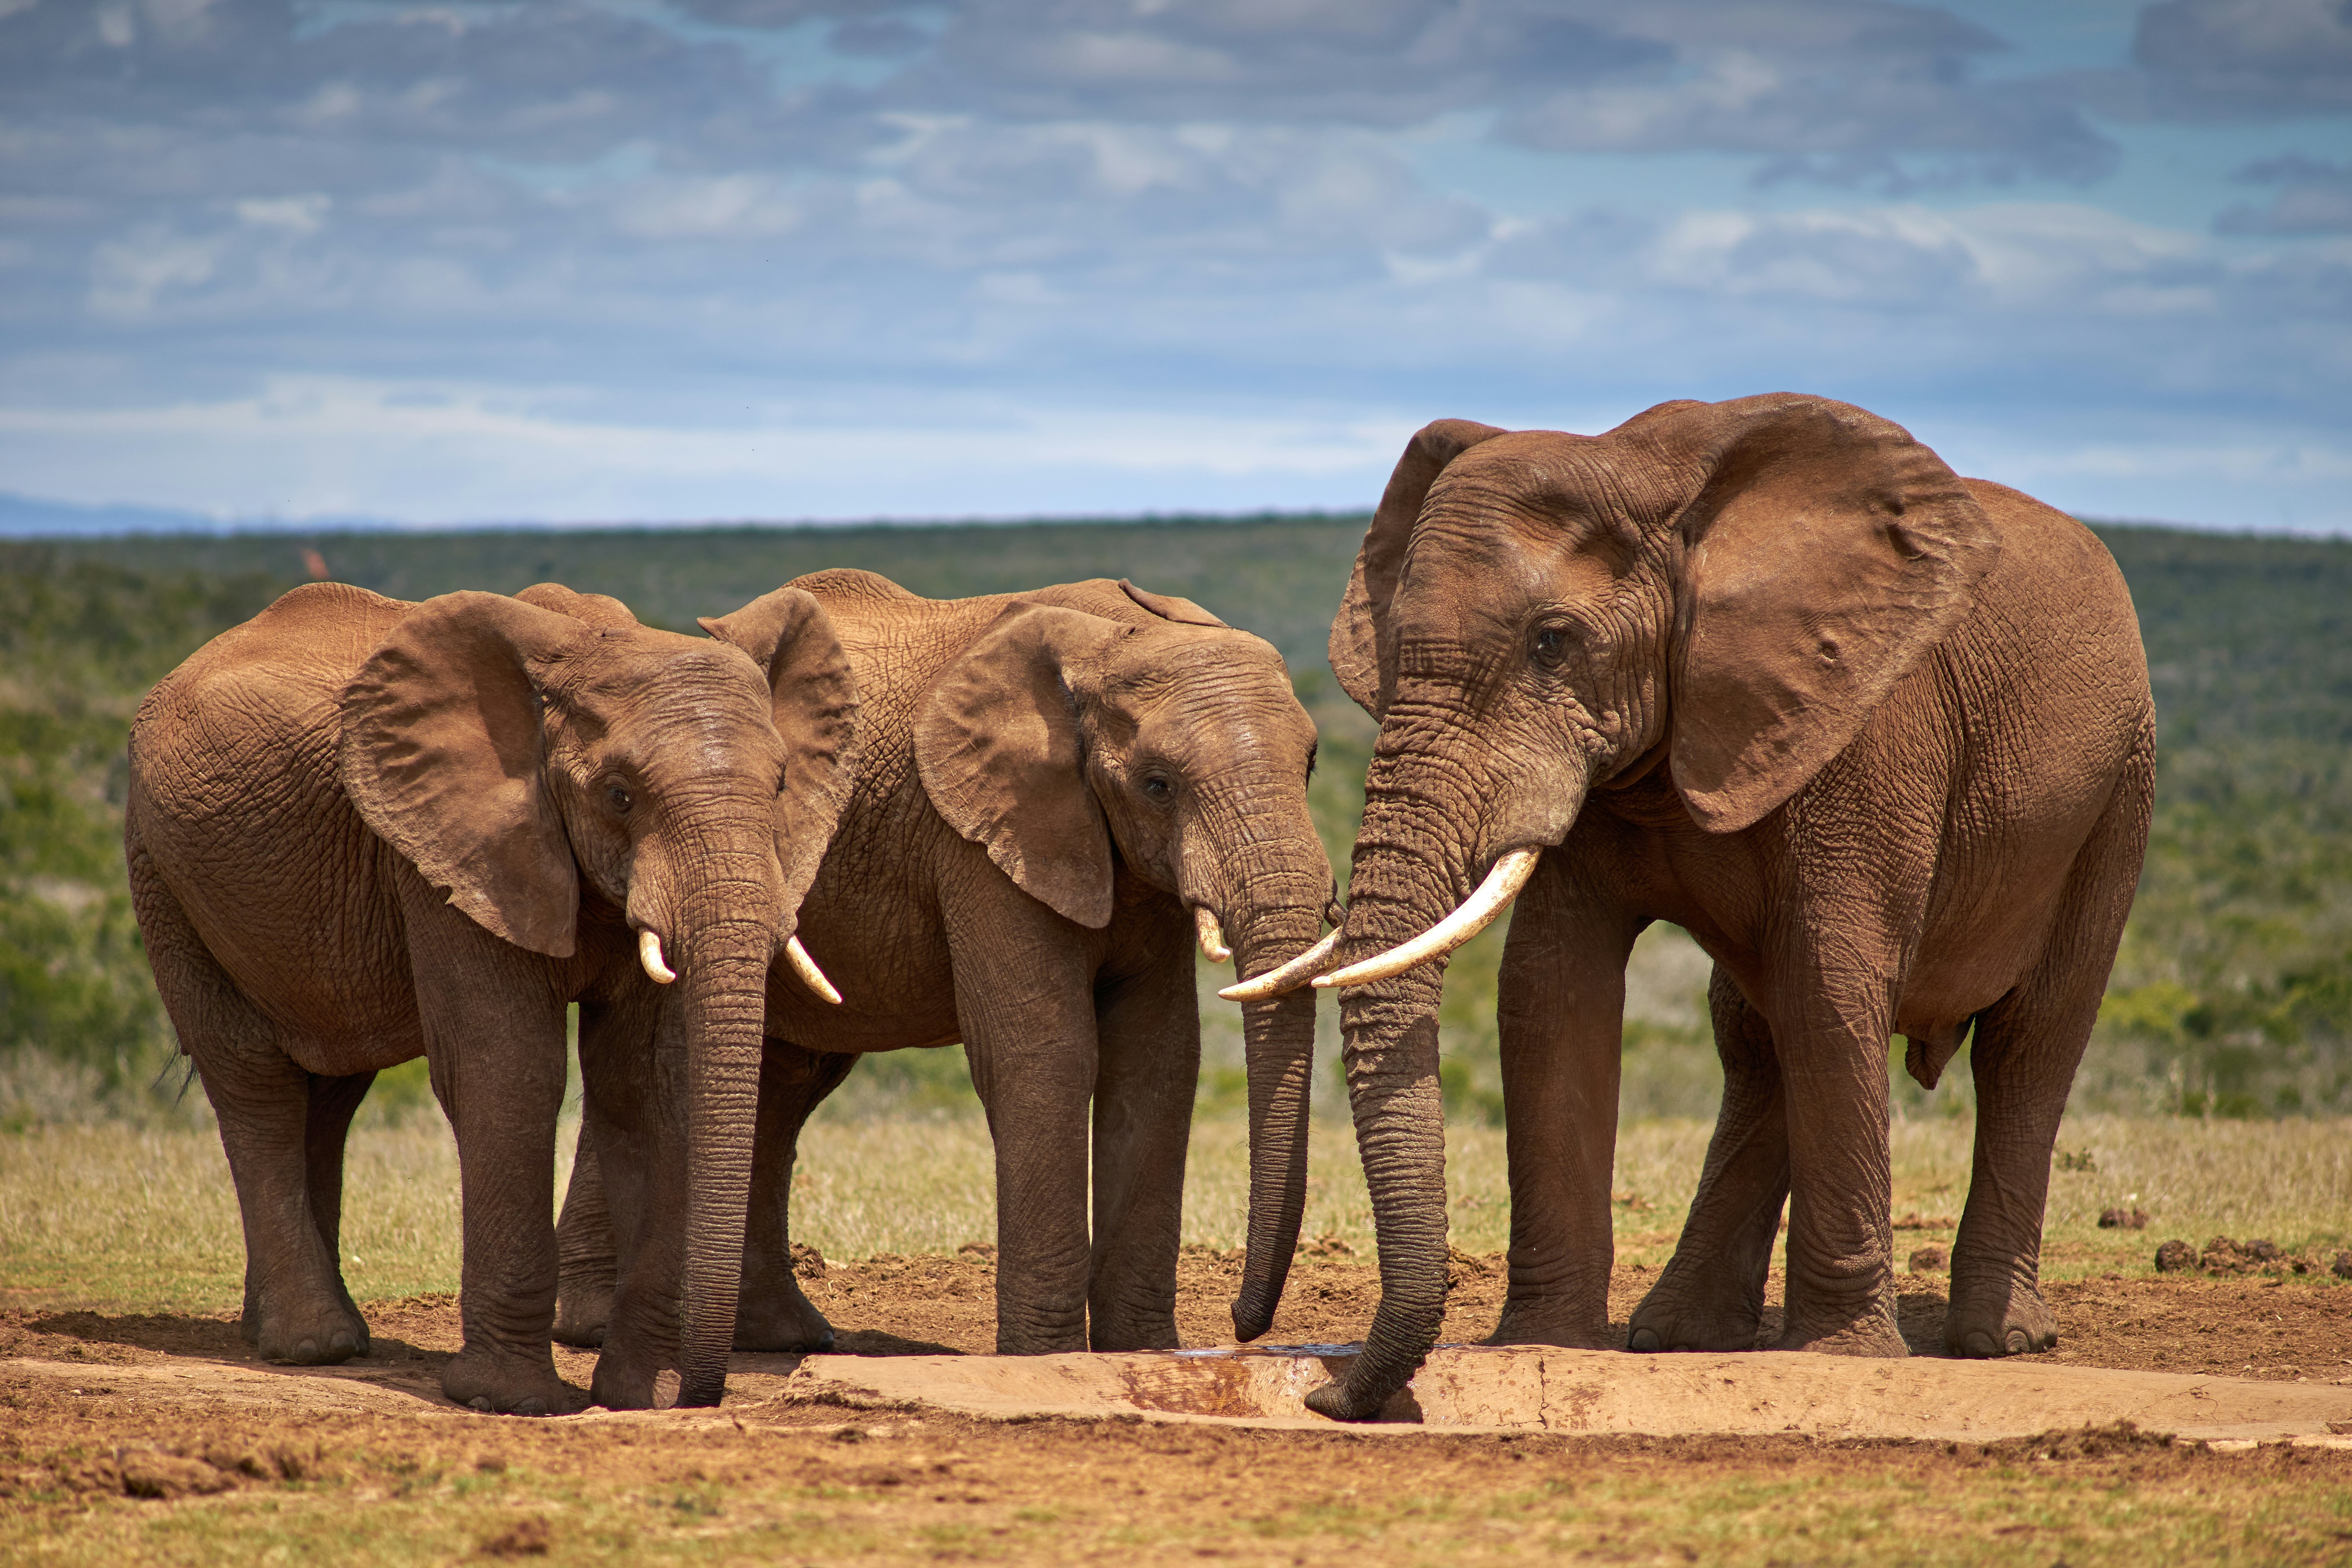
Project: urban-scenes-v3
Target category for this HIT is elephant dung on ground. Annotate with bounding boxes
[1288,394,2152,1419]
[126,580,856,1412]
[555,572,1340,1360]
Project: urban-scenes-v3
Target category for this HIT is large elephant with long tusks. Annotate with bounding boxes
[126,580,856,1414]
[554,571,1337,1357]
[1271,394,2152,1421]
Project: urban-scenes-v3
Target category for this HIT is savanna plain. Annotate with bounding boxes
[3,518,2350,1563]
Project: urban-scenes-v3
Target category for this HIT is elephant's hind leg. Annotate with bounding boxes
[1629,967,1789,1353]
[553,1121,617,1349]
[136,869,371,1365]
[734,1042,857,1352]
[1948,737,2153,1359]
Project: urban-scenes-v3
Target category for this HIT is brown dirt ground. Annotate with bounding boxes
[6,1255,2352,1560]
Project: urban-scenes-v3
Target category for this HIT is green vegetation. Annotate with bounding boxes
[3,515,2347,1131]
[7,1112,2348,1312]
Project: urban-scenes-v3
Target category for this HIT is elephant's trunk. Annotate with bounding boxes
[1305,750,1504,1421]
[1227,899,1324,1343]
[671,900,777,1408]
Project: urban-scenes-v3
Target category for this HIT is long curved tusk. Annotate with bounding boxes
[1194,906,1232,964]
[785,934,843,1005]
[639,929,677,985]
[1217,926,1344,1002]
[1313,847,1542,991]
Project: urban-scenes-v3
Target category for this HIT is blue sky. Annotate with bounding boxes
[2,0,2347,530]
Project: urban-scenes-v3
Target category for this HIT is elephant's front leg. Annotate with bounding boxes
[1489,856,1635,1350]
[734,1041,857,1352]
[404,888,584,1414]
[950,900,1101,1355]
[1768,967,1904,1357]
[1086,937,1199,1352]
[1630,967,1790,1352]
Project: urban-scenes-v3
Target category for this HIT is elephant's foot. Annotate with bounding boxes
[993,1296,1089,1356]
[552,1275,612,1349]
[1773,1300,1907,1356]
[1624,1276,1764,1354]
[1944,1279,2057,1358]
[588,1345,688,1411]
[245,1294,370,1366]
[1488,1298,1613,1350]
[733,1285,834,1354]
[443,1345,589,1416]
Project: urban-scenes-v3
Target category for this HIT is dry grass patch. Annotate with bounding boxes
[4,1116,2348,1316]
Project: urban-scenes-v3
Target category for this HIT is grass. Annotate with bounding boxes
[7,1110,2348,1316]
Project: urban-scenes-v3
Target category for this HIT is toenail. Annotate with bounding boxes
[469,1396,493,1412]
[514,1397,546,1416]
[1964,1330,1996,1357]
[294,1339,319,1360]
[1629,1328,1660,1353]
[2006,1329,2030,1354]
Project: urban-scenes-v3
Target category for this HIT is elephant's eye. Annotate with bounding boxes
[1531,624,1572,670]
[1140,771,1174,802]
[605,784,633,814]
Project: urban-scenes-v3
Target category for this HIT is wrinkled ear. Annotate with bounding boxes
[1330,418,1507,718]
[700,588,861,917]
[913,603,1127,928]
[515,581,640,630]
[1653,394,2000,833]
[338,592,589,957]
[1117,579,1227,627]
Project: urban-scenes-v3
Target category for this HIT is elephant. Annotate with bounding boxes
[1281,394,2153,1420]
[125,579,856,1412]
[552,570,1338,1360]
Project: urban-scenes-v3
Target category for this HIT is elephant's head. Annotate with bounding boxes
[1299,394,1998,1417]
[908,578,1335,1338]
[337,584,857,1406]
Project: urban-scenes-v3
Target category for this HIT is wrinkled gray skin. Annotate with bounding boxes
[553,573,1333,1359]
[126,581,854,1413]
[1306,395,2153,1420]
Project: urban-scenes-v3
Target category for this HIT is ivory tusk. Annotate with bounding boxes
[785,934,843,1005]
[1194,906,1232,964]
[639,929,676,985]
[1312,848,1542,990]
[1217,927,1344,1002]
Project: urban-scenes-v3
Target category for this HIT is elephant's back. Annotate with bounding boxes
[1958,479,2150,709]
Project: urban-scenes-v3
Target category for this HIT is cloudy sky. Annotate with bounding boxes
[2,0,2348,530]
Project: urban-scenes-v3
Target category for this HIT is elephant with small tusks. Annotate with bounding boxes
[554,572,1339,1364]
[1263,394,2152,1421]
[127,580,855,1413]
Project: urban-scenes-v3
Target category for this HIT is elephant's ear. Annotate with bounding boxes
[1647,394,2000,833]
[1330,418,1507,718]
[700,588,862,916]
[515,581,640,630]
[912,603,1127,928]
[339,592,590,957]
[1117,579,1227,627]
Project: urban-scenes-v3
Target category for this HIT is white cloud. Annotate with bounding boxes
[235,193,331,233]
[0,375,1426,521]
